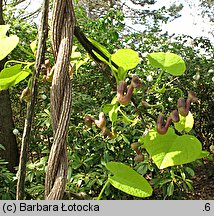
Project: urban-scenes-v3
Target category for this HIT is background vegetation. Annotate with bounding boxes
[0,0,213,200]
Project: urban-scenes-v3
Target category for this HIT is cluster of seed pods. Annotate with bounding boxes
[84,112,112,138]
[131,91,197,162]
[85,78,197,162]
[156,91,197,135]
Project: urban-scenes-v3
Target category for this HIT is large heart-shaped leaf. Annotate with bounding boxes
[106,162,153,198]
[111,49,139,71]
[0,25,19,60]
[174,112,194,132]
[0,64,31,90]
[140,128,202,169]
[147,52,186,76]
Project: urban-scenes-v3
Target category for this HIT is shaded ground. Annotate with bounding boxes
[185,159,214,200]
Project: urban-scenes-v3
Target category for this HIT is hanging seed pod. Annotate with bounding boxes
[170,110,180,123]
[134,154,144,162]
[177,98,189,117]
[156,114,172,135]
[94,112,106,129]
[84,115,95,128]
[117,76,142,105]
[131,142,141,150]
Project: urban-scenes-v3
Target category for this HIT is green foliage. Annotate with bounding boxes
[87,38,140,82]
[30,40,37,56]
[152,166,195,199]
[106,162,153,198]
[89,37,111,64]
[0,159,16,200]
[108,104,119,126]
[70,46,89,74]
[112,49,139,73]
[140,128,203,169]
[65,120,138,199]
[3,2,213,200]
[0,25,19,61]
[0,64,31,90]
[25,157,47,199]
[84,41,206,198]
[174,112,194,132]
[147,52,186,76]
[0,24,36,91]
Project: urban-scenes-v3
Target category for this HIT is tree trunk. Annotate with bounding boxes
[0,90,19,172]
[0,0,18,172]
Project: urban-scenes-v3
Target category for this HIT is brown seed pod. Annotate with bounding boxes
[84,115,95,128]
[156,114,172,135]
[131,75,142,89]
[131,142,141,150]
[94,112,106,129]
[177,98,189,117]
[20,87,31,103]
[117,76,142,105]
[170,110,180,123]
[134,154,144,162]
[101,127,113,138]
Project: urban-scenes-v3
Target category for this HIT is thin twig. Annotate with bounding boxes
[16,0,49,200]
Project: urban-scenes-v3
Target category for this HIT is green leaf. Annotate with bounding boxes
[174,112,194,132]
[30,40,37,54]
[137,164,148,175]
[75,60,84,70]
[111,49,139,71]
[156,178,172,186]
[121,134,130,144]
[109,104,118,124]
[147,52,186,76]
[0,36,19,61]
[106,162,153,198]
[102,103,115,113]
[88,38,111,65]
[0,159,8,165]
[27,172,34,182]
[119,109,137,124]
[71,46,82,59]
[67,166,73,181]
[197,151,210,159]
[186,181,193,191]
[71,48,82,59]
[117,66,126,81]
[140,128,202,169]
[0,64,31,90]
[0,25,10,39]
[185,167,195,177]
[0,25,19,60]
[72,154,82,169]
[181,171,186,180]
[167,181,174,196]
[111,96,117,105]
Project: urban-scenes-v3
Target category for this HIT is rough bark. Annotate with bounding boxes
[45,0,75,200]
[0,0,18,173]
